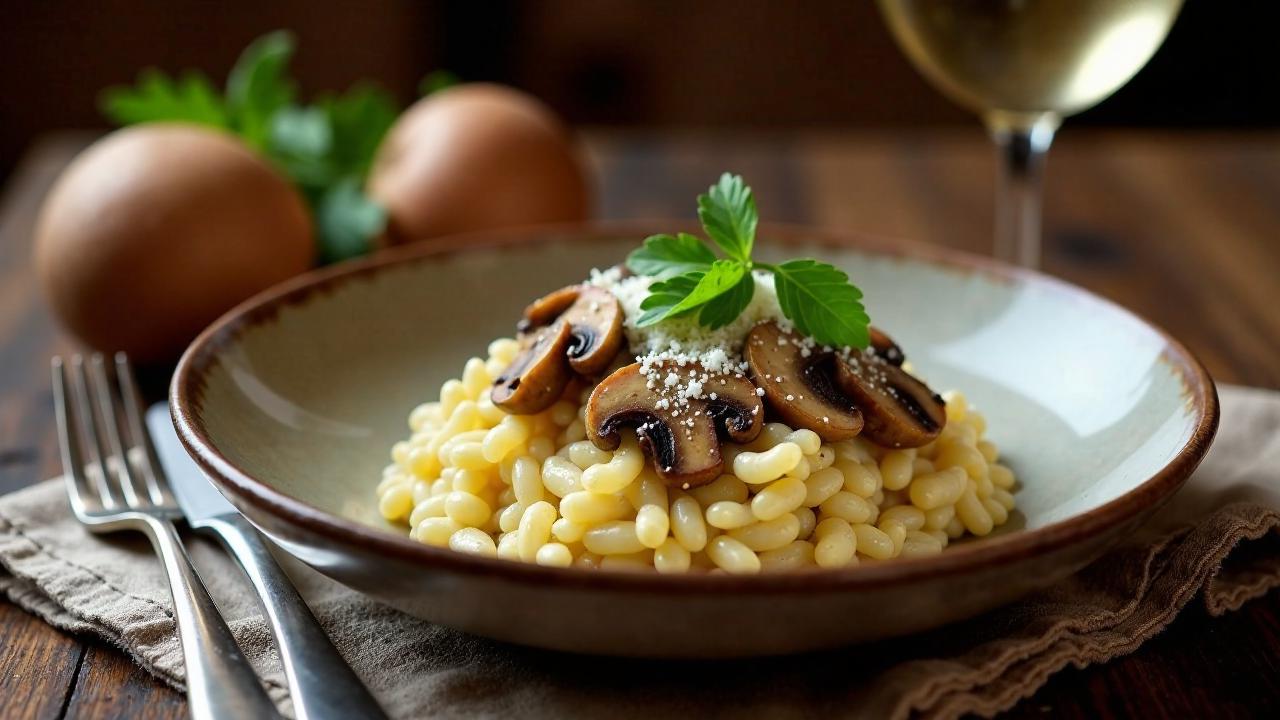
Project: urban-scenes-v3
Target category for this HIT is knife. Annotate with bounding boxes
[147,405,387,720]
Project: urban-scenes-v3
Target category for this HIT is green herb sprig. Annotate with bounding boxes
[101,31,457,264]
[626,174,870,349]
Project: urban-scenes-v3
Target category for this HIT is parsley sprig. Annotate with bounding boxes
[626,174,870,349]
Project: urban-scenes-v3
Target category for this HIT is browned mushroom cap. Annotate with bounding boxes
[495,285,625,414]
[517,285,623,375]
[491,322,574,414]
[520,285,580,328]
[869,326,904,367]
[833,351,946,449]
[560,286,625,374]
[586,362,764,488]
[744,321,864,442]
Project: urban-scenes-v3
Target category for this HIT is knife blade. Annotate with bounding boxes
[143,403,388,720]
[146,404,236,526]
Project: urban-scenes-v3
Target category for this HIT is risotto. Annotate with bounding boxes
[374,287,1017,574]
[375,173,1017,573]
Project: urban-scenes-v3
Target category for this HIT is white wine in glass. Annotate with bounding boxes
[877,0,1183,267]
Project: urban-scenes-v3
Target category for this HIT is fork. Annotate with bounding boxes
[53,354,280,720]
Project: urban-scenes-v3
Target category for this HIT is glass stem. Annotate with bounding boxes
[986,112,1059,269]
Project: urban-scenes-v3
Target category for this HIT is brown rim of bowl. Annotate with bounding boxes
[171,220,1220,594]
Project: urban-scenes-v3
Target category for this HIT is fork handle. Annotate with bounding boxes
[199,513,387,720]
[142,517,281,720]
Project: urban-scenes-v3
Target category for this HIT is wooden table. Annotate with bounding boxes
[2,131,1278,718]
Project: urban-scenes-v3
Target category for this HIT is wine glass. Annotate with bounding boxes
[876,0,1183,268]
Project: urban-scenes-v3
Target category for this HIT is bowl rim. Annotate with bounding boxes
[171,220,1220,593]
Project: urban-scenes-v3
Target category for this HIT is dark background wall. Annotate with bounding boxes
[1,0,1273,183]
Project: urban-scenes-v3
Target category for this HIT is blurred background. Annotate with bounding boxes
[3,0,1276,184]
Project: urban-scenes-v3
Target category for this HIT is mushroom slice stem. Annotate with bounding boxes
[834,352,946,449]
[586,362,763,489]
[491,322,574,414]
[494,284,625,414]
[744,321,864,442]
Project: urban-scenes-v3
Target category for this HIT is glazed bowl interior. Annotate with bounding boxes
[189,231,1202,533]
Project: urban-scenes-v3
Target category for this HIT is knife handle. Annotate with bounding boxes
[201,514,388,720]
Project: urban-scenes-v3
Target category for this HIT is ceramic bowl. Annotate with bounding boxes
[172,223,1218,657]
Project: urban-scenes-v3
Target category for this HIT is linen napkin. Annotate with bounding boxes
[1,385,1278,720]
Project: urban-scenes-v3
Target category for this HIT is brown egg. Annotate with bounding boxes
[34,124,313,363]
[368,83,590,244]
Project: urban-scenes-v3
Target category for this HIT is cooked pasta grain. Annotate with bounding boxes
[374,343,1017,572]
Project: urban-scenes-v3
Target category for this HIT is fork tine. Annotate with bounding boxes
[88,354,145,507]
[69,355,121,510]
[52,358,97,516]
[114,353,174,505]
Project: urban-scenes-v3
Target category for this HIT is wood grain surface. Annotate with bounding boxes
[1,130,1277,718]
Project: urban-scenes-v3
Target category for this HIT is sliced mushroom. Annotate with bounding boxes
[491,322,574,414]
[494,284,625,414]
[516,285,623,374]
[586,362,763,488]
[744,321,864,442]
[834,350,946,449]
[869,326,904,367]
[519,285,580,329]
[559,286,625,374]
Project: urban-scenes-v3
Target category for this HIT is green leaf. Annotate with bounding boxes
[320,84,398,177]
[638,272,701,310]
[100,69,229,127]
[270,105,332,159]
[698,271,755,329]
[697,173,757,262]
[636,261,746,327]
[636,273,700,326]
[315,177,386,264]
[768,259,870,349]
[665,261,746,316]
[226,30,297,151]
[419,70,460,96]
[626,233,717,279]
[628,174,875,339]
[267,106,334,188]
